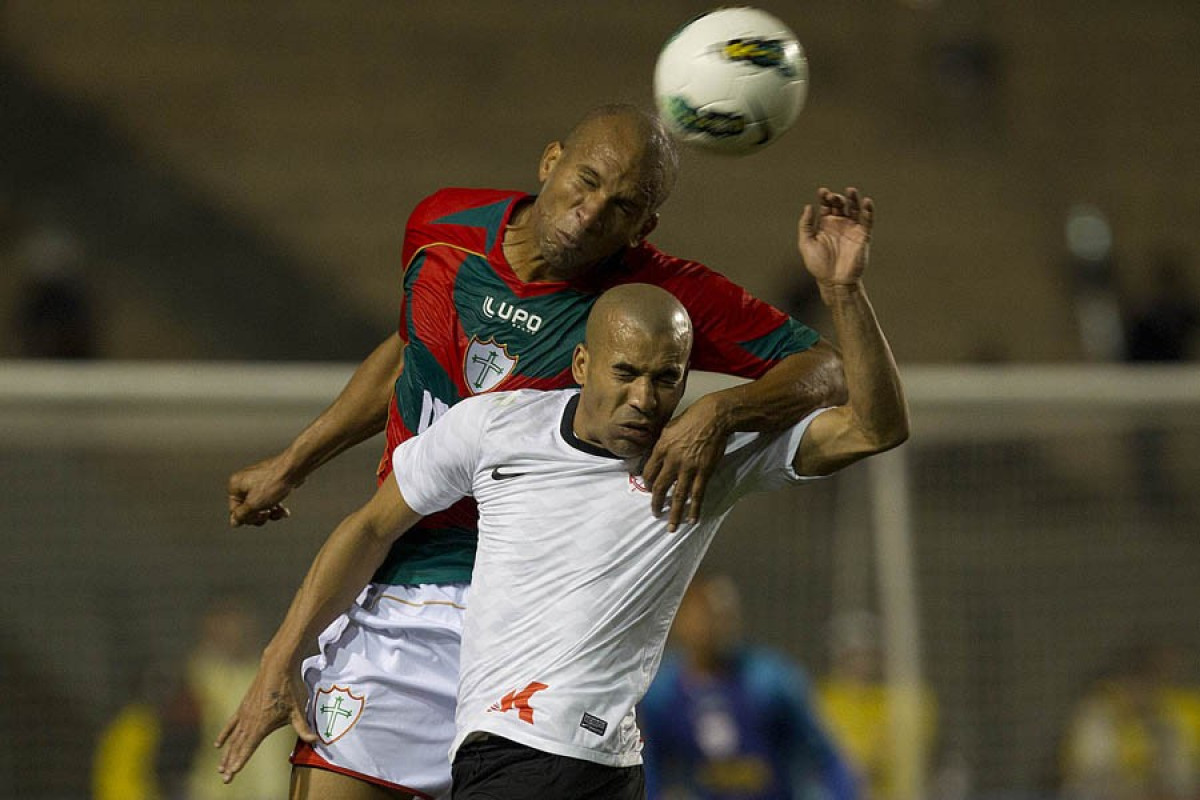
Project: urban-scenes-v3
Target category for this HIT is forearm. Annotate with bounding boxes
[700,340,847,434]
[278,334,405,483]
[261,482,417,668]
[823,281,908,448]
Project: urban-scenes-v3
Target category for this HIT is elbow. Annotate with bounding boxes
[871,409,911,454]
[859,404,910,455]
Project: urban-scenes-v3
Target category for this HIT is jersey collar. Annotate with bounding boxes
[560,394,623,460]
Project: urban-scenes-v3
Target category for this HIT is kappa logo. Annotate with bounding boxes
[464,337,518,394]
[482,296,544,334]
[487,681,548,724]
[313,685,365,744]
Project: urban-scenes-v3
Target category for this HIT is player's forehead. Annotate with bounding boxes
[597,322,689,374]
[565,119,660,198]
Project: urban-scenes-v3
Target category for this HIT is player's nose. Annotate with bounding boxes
[626,377,657,412]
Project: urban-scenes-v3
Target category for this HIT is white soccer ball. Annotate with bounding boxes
[654,7,808,155]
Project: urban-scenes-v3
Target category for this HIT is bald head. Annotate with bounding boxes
[563,104,680,212]
[571,284,692,458]
[584,283,692,353]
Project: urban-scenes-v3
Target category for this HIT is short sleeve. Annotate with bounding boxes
[721,407,832,500]
[391,394,490,514]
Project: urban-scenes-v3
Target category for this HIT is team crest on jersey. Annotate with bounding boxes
[313,685,365,744]
[629,474,650,494]
[464,336,518,394]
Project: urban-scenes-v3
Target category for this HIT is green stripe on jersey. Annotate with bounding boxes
[741,317,819,361]
[372,527,477,585]
[431,200,511,254]
[452,259,594,379]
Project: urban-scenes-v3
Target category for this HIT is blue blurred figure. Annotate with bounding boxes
[640,572,858,800]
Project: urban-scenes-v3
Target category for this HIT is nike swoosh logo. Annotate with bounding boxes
[491,467,527,481]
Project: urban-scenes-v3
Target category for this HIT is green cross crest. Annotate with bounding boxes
[470,350,507,389]
[319,695,354,738]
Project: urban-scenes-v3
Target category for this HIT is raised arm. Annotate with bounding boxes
[227,332,405,527]
[642,341,845,529]
[215,477,422,782]
[793,187,909,476]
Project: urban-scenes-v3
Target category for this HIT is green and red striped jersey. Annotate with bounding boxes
[373,187,819,585]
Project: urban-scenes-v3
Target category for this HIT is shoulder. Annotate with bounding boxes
[470,388,575,426]
[409,187,527,225]
[403,188,528,265]
[617,241,722,287]
[617,242,770,318]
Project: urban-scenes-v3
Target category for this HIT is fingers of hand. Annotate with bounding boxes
[230,503,288,528]
[799,204,816,240]
[860,196,875,231]
[642,448,665,491]
[291,706,319,744]
[685,473,708,525]
[666,469,696,532]
[651,470,675,517]
[845,187,861,220]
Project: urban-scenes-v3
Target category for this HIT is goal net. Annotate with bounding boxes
[2,362,1198,799]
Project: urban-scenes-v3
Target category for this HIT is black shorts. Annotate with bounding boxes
[451,735,645,800]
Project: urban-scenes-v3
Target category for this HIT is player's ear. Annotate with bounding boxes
[633,212,659,246]
[571,342,589,384]
[539,141,564,183]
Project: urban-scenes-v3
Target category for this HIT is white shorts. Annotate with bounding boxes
[291,582,469,800]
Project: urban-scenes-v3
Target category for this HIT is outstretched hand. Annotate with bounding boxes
[214,659,316,784]
[227,455,296,528]
[798,187,874,286]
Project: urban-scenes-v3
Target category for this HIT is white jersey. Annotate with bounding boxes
[391,389,824,768]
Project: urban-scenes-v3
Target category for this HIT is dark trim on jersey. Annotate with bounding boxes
[560,394,623,459]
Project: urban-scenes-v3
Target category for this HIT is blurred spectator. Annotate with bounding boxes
[175,596,292,800]
[92,667,168,800]
[639,573,856,800]
[12,224,98,358]
[1060,640,1199,800]
[92,659,193,800]
[816,612,938,800]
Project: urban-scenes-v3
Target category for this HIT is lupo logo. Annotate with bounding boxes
[482,296,543,334]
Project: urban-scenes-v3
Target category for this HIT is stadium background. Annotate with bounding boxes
[1,2,1198,799]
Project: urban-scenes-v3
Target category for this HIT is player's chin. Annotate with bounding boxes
[609,425,658,457]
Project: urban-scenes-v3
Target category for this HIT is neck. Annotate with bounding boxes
[502,201,596,283]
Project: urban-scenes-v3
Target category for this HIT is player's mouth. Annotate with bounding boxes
[616,421,655,443]
[555,228,583,249]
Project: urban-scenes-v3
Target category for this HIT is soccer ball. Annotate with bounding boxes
[654,7,808,155]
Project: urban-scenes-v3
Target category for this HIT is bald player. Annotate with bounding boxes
[218,187,906,800]
[224,104,846,799]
